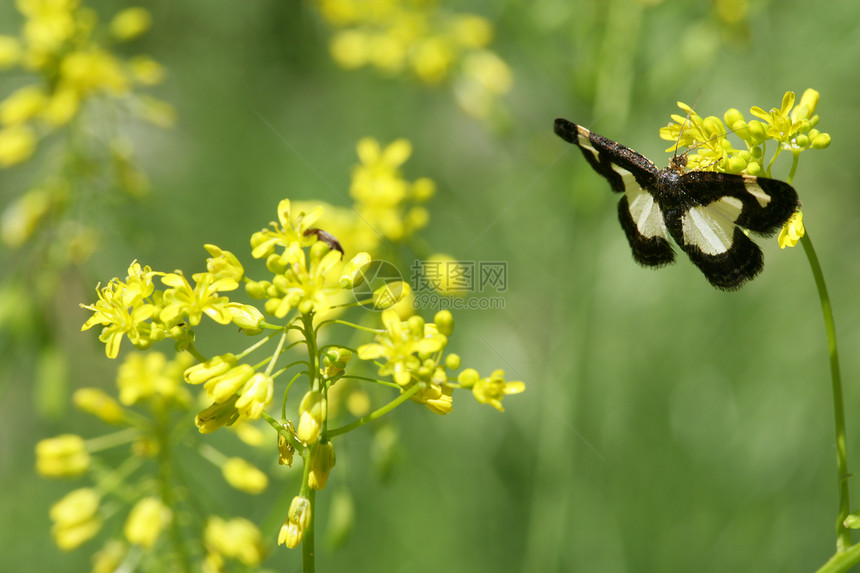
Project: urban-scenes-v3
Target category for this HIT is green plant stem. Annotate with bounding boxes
[154,405,192,572]
[801,232,851,551]
[815,542,860,573]
[327,383,422,438]
[302,488,316,573]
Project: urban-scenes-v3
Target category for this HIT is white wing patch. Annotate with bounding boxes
[627,187,668,239]
[742,176,771,207]
[682,197,743,255]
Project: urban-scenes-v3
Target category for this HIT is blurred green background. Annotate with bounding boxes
[2,0,860,571]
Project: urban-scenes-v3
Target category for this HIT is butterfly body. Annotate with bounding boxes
[554,118,799,290]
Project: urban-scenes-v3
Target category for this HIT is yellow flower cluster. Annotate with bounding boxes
[358,308,474,414]
[658,89,830,249]
[659,89,830,175]
[288,137,435,259]
[0,2,170,168]
[316,0,512,119]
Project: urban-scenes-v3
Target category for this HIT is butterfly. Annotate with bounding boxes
[553,118,800,290]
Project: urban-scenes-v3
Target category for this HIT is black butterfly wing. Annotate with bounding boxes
[673,172,799,290]
[554,118,675,267]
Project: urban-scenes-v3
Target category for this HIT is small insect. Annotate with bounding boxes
[554,118,799,290]
[303,228,344,255]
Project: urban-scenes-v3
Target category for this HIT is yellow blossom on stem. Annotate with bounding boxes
[160,271,237,326]
[80,262,160,359]
[184,353,238,385]
[73,387,125,423]
[116,351,192,406]
[471,369,525,412]
[308,441,336,490]
[297,390,326,444]
[222,457,268,494]
[358,309,446,386]
[124,497,171,549]
[205,243,245,282]
[278,496,311,548]
[50,488,102,551]
[91,540,127,573]
[235,372,274,420]
[204,516,265,566]
[779,210,805,249]
[0,125,37,167]
[411,381,453,415]
[109,7,152,41]
[36,434,90,478]
[195,395,240,434]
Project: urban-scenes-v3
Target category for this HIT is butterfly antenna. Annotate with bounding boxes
[673,89,702,161]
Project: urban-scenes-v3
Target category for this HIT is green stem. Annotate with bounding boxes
[327,383,422,438]
[302,487,316,573]
[153,404,192,572]
[815,542,860,573]
[800,232,851,551]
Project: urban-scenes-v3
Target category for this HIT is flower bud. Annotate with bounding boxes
[228,303,265,335]
[372,281,411,309]
[36,434,90,478]
[195,395,240,434]
[184,354,237,385]
[297,390,326,444]
[235,372,273,419]
[434,309,454,336]
[308,441,336,490]
[278,496,311,548]
[339,252,372,288]
[222,458,268,494]
[204,364,254,403]
[812,132,831,149]
[457,368,480,389]
[124,497,170,549]
[50,488,102,550]
[73,388,125,424]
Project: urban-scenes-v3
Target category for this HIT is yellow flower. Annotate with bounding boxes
[235,372,274,420]
[205,244,245,282]
[297,390,326,444]
[278,496,311,548]
[195,395,240,434]
[222,457,268,494]
[116,351,191,406]
[308,440,336,490]
[36,434,90,478]
[0,187,54,247]
[73,387,125,423]
[91,540,127,573]
[330,30,371,69]
[60,49,129,96]
[110,7,152,41]
[128,56,166,85]
[0,125,37,167]
[0,35,22,69]
[160,270,237,326]
[411,380,453,415]
[203,363,255,404]
[0,85,47,126]
[184,353,239,385]
[124,497,171,549]
[40,87,79,126]
[80,263,160,358]
[778,210,805,249]
[19,0,78,54]
[204,517,265,566]
[50,488,102,551]
[471,369,525,412]
[358,309,447,386]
